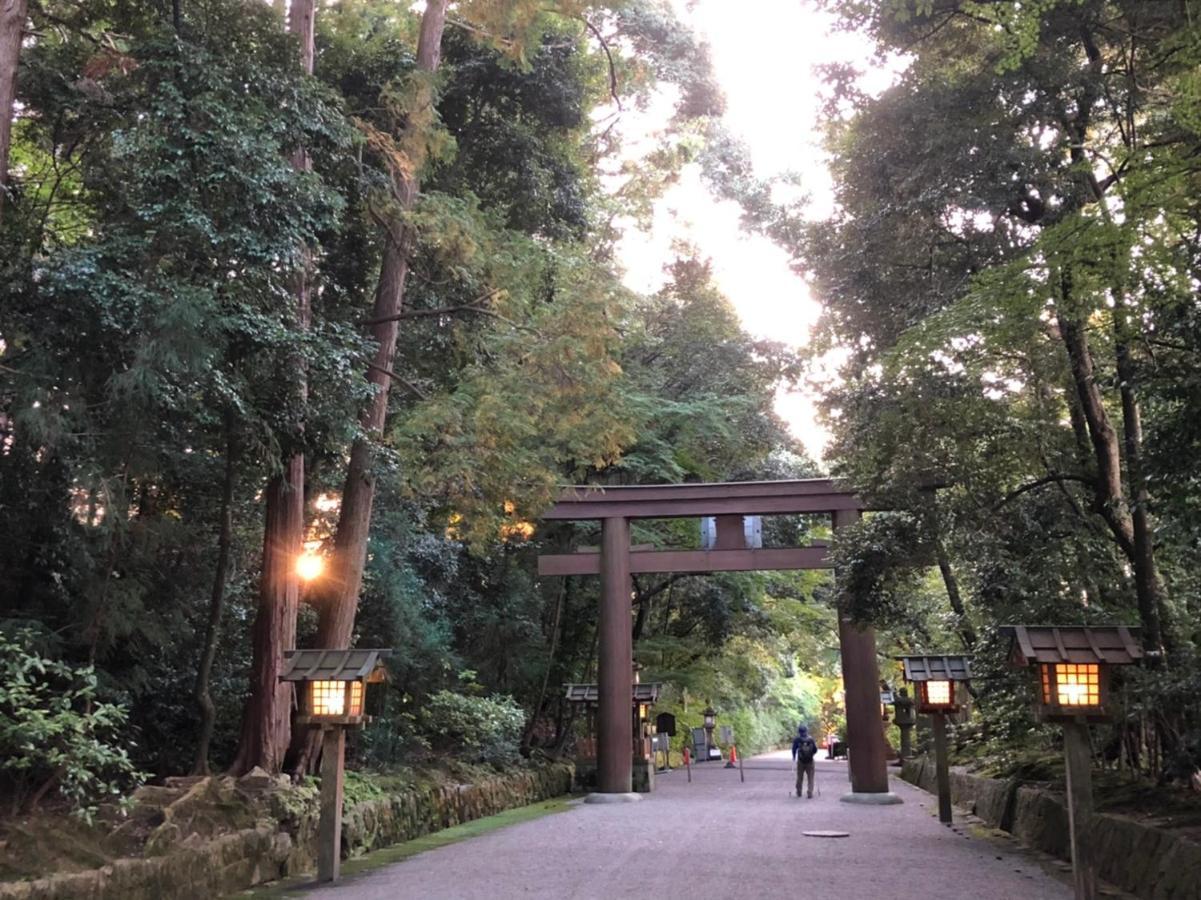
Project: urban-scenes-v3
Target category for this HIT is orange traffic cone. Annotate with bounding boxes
[725,744,738,768]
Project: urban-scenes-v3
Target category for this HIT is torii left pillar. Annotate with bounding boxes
[834,508,901,804]
[590,516,639,800]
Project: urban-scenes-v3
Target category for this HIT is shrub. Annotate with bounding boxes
[419,691,525,765]
[0,630,147,820]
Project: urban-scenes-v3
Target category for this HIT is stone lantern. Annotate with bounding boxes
[702,704,717,760]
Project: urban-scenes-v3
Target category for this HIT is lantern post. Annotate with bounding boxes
[280,648,390,883]
[897,654,972,824]
[1002,626,1143,900]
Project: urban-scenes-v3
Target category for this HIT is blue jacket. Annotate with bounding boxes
[792,730,817,762]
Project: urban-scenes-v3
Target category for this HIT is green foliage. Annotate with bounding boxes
[0,631,147,820]
[794,0,1201,781]
[0,0,816,788]
[419,691,525,765]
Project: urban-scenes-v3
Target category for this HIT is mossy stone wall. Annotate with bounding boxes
[901,757,1201,899]
[0,761,574,900]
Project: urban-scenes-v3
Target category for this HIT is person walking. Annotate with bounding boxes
[792,725,818,799]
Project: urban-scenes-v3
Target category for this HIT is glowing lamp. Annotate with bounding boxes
[281,648,390,726]
[297,552,325,581]
[310,679,364,718]
[897,655,971,715]
[1003,625,1142,722]
[702,705,716,729]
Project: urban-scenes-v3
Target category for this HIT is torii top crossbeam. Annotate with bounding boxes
[537,479,861,577]
[540,478,862,520]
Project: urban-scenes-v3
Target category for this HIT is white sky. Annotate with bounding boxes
[613,0,897,463]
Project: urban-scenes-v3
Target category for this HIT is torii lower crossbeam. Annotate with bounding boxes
[537,479,895,803]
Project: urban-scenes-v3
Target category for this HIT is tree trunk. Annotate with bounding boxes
[521,578,569,753]
[0,0,26,221]
[1057,313,1137,559]
[923,496,975,649]
[193,423,236,775]
[228,0,316,775]
[291,0,450,775]
[230,466,303,775]
[1112,305,1167,652]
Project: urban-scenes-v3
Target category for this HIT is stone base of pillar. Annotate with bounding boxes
[839,791,904,805]
[584,792,643,804]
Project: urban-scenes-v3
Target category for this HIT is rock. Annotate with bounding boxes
[236,767,275,795]
[163,776,207,791]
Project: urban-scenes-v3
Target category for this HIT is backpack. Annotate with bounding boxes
[797,738,817,763]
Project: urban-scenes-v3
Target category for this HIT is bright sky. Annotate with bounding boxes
[614,0,897,463]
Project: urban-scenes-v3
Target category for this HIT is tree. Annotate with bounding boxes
[0,0,27,218]
[228,0,321,778]
[795,0,1201,777]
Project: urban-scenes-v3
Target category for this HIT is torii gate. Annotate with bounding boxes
[537,479,898,803]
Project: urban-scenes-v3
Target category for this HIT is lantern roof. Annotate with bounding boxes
[1001,625,1142,666]
[281,648,391,682]
[563,683,661,704]
[897,654,972,682]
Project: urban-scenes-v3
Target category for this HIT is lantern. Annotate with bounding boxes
[897,655,971,715]
[1003,625,1143,900]
[281,648,390,727]
[896,654,973,825]
[702,705,716,729]
[280,648,391,884]
[1002,625,1142,722]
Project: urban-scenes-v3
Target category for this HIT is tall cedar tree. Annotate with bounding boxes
[228,0,318,777]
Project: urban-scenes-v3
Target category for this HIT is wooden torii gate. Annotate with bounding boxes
[537,479,898,803]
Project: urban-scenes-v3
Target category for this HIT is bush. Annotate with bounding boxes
[419,691,524,765]
[0,630,147,820]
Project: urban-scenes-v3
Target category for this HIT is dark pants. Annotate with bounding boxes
[796,760,815,797]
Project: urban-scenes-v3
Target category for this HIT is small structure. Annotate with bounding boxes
[565,681,662,792]
[702,704,717,760]
[892,689,916,760]
[282,648,390,883]
[897,654,972,824]
[1003,626,1143,900]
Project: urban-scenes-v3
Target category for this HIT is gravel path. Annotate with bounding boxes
[308,751,1071,899]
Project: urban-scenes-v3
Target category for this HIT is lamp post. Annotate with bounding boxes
[281,648,390,883]
[897,654,972,824]
[1003,626,1143,900]
[702,705,716,761]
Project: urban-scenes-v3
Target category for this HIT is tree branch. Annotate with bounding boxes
[366,362,428,400]
[994,473,1094,510]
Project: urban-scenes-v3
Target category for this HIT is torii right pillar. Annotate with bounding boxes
[833,508,902,804]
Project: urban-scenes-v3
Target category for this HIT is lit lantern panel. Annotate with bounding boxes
[1049,663,1100,707]
[925,680,952,706]
[311,680,364,717]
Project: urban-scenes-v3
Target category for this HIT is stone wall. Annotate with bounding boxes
[342,763,575,855]
[900,758,1201,900]
[0,762,574,900]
